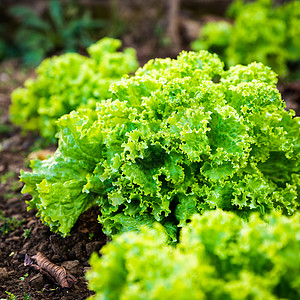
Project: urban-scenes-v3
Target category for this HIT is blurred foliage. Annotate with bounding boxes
[191,0,300,80]
[0,0,119,66]
[10,38,138,143]
[87,211,300,300]
[0,211,24,236]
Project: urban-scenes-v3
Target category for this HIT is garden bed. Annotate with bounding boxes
[1,2,300,295]
[1,57,300,300]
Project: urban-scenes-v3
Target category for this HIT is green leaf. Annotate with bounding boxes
[48,0,64,29]
[87,211,300,300]
[20,151,97,236]
[9,6,51,31]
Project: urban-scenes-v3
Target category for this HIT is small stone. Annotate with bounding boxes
[85,242,101,257]
[30,273,44,290]
[72,242,86,261]
[0,267,8,279]
[61,260,82,276]
[61,260,80,270]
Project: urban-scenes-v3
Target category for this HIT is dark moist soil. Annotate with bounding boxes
[0,203,108,299]
[1,56,300,299]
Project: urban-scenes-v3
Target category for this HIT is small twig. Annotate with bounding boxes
[24,252,77,288]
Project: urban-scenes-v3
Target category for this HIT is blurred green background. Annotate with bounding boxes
[0,0,235,66]
[0,0,299,115]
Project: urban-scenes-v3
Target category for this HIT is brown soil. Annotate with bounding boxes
[279,81,300,116]
[0,202,107,299]
[0,54,300,300]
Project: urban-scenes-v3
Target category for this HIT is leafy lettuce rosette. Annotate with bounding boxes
[10,38,138,142]
[87,210,300,300]
[21,50,300,240]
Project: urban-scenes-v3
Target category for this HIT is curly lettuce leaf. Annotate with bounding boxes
[21,151,96,234]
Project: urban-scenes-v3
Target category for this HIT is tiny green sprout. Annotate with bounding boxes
[20,273,29,281]
[23,292,31,300]
[5,291,18,300]
[22,228,32,239]
[36,287,46,294]
[0,171,15,184]
[89,233,94,240]
[0,212,24,235]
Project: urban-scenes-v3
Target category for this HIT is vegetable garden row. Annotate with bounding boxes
[3,0,300,299]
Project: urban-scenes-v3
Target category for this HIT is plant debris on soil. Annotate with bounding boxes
[1,46,300,299]
[24,252,77,289]
[0,201,108,299]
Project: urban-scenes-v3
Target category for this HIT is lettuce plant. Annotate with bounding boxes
[191,0,300,78]
[86,210,300,300]
[20,50,300,240]
[10,37,138,143]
